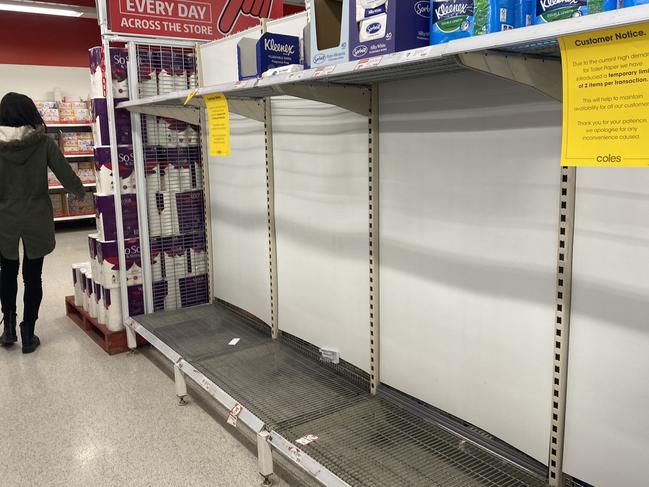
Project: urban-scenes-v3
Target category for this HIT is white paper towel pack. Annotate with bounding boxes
[148,191,180,237]
[102,287,123,331]
[95,282,106,325]
[86,274,97,318]
[72,263,88,306]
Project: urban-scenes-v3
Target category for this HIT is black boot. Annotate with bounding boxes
[1,313,18,347]
[20,321,40,354]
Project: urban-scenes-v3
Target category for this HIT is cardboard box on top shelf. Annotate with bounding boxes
[348,0,429,60]
[307,0,350,67]
[237,32,301,79]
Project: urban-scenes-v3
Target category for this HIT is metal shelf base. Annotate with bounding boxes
[133,302,549,487]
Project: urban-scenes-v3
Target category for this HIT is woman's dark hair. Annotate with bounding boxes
[0,92,45,128]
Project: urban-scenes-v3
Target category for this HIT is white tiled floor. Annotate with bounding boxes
[0,227,293,487]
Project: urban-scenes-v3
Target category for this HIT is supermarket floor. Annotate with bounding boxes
[0,227,295,487]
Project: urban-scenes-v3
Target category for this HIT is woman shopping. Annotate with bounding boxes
[0,92,85,353]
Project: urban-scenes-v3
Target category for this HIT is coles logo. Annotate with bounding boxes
[313,53,326,64]
[352,45,369,57]
[366,22,382,34]
[415,0,431,17]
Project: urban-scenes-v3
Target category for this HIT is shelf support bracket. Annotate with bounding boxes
[228,98,266,123]
[273,83,371,116]
[174,363,189,406]
[456,51,562,102]
[257,430,274,486]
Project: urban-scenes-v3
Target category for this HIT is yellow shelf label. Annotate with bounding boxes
[204,93,230,157]
[560,23,649,167]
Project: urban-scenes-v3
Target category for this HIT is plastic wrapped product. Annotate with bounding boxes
[102,287,124,331]
[96,282,106,325]
[86,273,97,318]
[72,263,88,306]
[94,146,136,195]
[431,0,515,44]
[534,0,617,23]
[514,0,534,27]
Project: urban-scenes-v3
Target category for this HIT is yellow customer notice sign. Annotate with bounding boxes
[204,93,230,157]
[560,23,649,167]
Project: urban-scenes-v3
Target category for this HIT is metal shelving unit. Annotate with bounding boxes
[47,121,96,225]
[49,182,96,190]
[54,213,95,222]
[108,7,649,487]
[118,6,649,116]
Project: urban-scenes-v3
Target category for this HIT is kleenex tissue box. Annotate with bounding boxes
[349,0,430,61]
[238,33,301,79]
[308,0,351,67]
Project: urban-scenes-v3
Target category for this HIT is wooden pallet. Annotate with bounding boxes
[65,296,147,355]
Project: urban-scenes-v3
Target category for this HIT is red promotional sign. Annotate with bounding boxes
[108,0,284,40]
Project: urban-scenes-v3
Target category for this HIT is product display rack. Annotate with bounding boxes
[118,6,649,115]
[93,5,649,487]
[47,122,96,222]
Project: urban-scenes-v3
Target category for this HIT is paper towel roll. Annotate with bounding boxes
[72,263,88,306]
[102,287,124,331]
[147,191,179,237]
[86,273,97,318]
[95,282,106,325]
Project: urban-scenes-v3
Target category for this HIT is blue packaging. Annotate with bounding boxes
[256,33,301,76]
[624,0,648,6]
[349,0,430,60]
[515,0,534,27]
[431,0,514,45]
[534,0,617,24]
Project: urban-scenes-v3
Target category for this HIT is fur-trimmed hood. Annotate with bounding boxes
[0,125,46,165]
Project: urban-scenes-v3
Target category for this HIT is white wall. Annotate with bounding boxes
[0,64,89,101]
[209,114,272,325]
[272,96,371,372]
[379,72,561,463]
[563,169,649,487]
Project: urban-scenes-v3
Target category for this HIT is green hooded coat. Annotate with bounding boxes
[0,125,85,260]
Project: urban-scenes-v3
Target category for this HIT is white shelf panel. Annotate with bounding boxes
[54,213,95,222]
[117,6,649,111]
[47,123,93,128]
[64,153,94,159]
[49,182,96,190]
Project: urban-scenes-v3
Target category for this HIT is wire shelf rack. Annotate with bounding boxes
[135,44,209,313]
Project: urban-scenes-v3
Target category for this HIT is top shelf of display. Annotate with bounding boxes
[37,99,92,125]
[118,5,649,110]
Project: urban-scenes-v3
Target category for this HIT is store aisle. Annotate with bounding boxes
[0,228,289,487]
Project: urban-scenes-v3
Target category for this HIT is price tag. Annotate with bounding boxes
[288,71,308,81]
[313,65,336,78]
[287,446,302,463]
[234,79,256,90]
[227,402,244,427]
[354,56,383,71]
[295,434,319,446]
